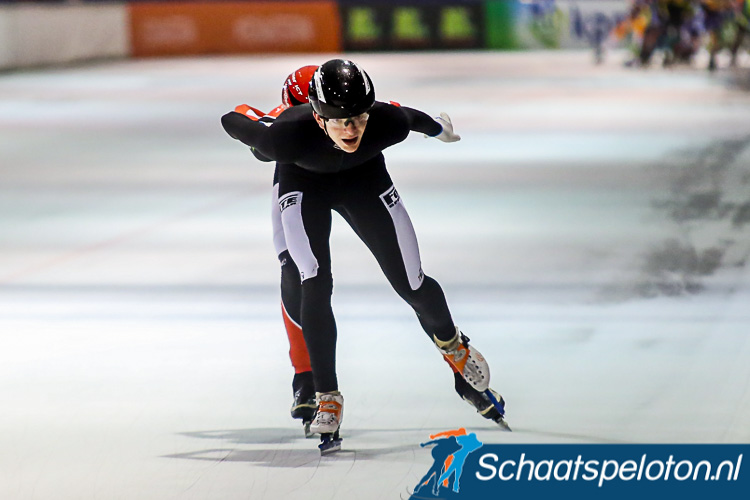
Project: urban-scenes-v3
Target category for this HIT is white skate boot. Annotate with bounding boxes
[310,391,344,455]
[435,327,490,392]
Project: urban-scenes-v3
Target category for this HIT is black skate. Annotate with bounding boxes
[454,373,511,431]
[290,372,317,438]
[292,398,316,438]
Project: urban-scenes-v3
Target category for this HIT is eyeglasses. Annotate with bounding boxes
[325,113,369,129]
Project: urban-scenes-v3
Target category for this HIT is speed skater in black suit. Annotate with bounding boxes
[222,59,509,449]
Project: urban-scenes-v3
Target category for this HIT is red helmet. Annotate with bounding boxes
[282,65,319,107]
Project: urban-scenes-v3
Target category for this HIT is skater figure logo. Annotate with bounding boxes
[412,428,483,498]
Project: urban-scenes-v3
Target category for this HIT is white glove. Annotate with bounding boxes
[428,112,461,143]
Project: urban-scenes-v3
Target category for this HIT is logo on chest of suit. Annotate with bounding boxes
[381,186,400,208]
[279,192,301,212]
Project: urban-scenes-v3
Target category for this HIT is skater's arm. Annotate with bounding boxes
[399,106,444,136]
[230,105,283,162]
[399,106,461,142]
[221,111,296,162]
[221,111,270,148]
[250,147,272,162]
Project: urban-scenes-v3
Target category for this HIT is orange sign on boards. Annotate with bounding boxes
[128,1,341,56]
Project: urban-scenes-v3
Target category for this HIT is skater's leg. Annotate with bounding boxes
[338,161,491,392]
[282,255,317,422]
[336,161,455,343]
[279,250,310,375]
[300,271,337,392]
[282,261,316,425]
[274,177,311,376]
[273,177,315,421]
[278,165,339,394]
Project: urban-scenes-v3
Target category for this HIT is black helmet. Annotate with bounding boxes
[308,59,375,119]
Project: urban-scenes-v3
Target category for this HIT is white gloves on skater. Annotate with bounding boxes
[428,112,461,143]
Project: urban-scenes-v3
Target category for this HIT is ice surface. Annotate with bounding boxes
[1,50,749,499]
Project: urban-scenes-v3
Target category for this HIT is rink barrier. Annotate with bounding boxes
[339,0,628,52]
[0,0,631,70]
[127,1,341,57]
[0,2,129,70]
[509,0,628,50]
[339,0,484,51]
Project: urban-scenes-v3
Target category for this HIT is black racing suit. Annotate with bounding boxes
[222,101,455,393]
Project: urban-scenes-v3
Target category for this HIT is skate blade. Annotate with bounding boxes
[319,431,342,455]
[319,439,342,455]
[496,417,512,432]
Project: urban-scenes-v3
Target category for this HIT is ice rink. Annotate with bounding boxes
[1,50,750,499]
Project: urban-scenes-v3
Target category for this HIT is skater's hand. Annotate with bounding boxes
[427,112,461,143]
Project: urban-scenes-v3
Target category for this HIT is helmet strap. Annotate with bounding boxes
[313,111,332,139]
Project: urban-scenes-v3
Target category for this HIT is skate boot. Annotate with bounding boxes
[454,373,511,431]
[290,372,316,437]
[435,327,490,392]
[310,391,344,455]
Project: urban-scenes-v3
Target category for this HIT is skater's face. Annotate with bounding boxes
[314,112,369,153]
